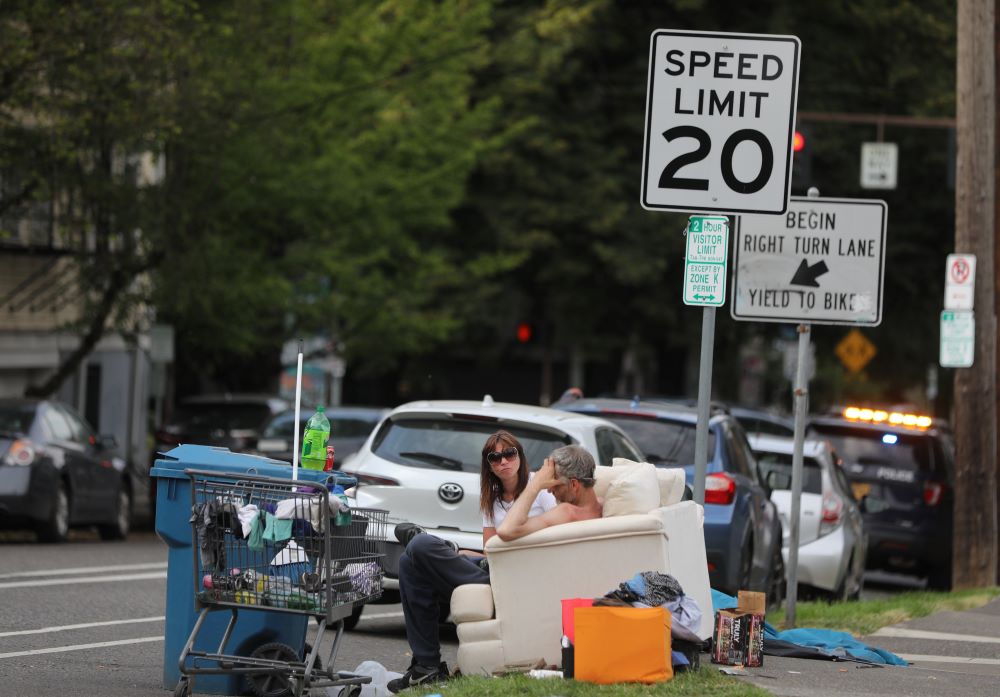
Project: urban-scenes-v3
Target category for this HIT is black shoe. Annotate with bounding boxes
[394,522,426,548]
[394,523,461,553]
[387,661,449,694]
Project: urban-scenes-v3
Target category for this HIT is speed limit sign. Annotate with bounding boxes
[641,29,801,215]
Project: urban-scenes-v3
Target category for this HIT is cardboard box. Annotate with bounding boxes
[711,590,765,667]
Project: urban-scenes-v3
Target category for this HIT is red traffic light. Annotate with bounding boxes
[516,322,533,343]
[793,130,806,153]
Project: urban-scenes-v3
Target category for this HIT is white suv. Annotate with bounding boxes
[340,395,645,589]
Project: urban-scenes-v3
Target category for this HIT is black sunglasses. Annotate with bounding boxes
[486,446,518,464]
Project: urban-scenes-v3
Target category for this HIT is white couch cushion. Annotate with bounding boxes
[612,457,687,506]
[601,461,660,516]
[450,583,495,623]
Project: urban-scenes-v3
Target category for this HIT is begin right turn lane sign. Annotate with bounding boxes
[732,196,888,326]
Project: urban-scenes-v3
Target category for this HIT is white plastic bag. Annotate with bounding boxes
[326,660,403,697]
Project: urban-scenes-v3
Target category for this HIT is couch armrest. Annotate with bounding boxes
[484,513,663,554]
[450,584,494,623]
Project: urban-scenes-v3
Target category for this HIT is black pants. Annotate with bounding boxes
[398,533,490,667]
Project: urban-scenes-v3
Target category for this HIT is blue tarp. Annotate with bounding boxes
[711,589,908,666]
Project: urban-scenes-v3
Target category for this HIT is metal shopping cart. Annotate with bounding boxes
[174,469,387,697]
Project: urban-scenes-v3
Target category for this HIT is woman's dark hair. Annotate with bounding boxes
[479,430,529,524]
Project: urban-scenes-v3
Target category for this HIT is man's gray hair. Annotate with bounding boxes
[551,445,596,487]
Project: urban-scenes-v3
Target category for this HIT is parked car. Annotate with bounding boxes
[340,396,645,591]
[0,398,131,542]
[749,434,867,600]
[807,406,955,589]
[252,406,389,466]
[148,394,290,516]
[553,396,785,606]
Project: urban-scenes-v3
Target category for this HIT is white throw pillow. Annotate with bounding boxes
[602,461,660,516]
[611,457,687,507]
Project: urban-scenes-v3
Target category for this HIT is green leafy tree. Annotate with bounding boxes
[154,0,504,387]
[0,0,198,397]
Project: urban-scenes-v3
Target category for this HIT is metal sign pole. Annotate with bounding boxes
[786,185,821,626]
[785,322,810,626]
[693,306,716,504]
[291,339,304,481]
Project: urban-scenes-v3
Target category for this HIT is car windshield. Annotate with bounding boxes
[736,416,794,438]
[754,452,823,494]
[809,424,932,474]
[371,417,573,473]
[602,416,714,466]
[172,403,274,430]
[0,404,35,434]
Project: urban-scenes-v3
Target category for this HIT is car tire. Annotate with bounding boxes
[36,480,70,543]
[737,534,754,593]
[927,565,952,592]
[343,604,363,631]
[767,543,786,610]
[98,484,132,541]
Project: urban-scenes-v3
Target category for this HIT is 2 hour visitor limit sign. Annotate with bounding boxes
[641,29,801,215]
[684,215,729,307]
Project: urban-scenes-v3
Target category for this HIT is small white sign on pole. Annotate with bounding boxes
[944,253,976,310]
[860,142,898,189]
[940,310,974,368]
[684,215,729,307]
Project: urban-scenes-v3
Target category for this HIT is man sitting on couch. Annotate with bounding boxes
[388,444,603,693]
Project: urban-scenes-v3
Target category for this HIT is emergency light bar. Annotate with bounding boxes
[843,406,932,429]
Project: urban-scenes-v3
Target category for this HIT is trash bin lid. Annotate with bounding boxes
[150,444,356,488]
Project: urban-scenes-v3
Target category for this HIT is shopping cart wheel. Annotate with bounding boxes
[245,642,298,697]
[172,677,191,697]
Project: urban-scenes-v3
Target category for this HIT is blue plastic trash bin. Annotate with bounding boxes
[153,444,355,695]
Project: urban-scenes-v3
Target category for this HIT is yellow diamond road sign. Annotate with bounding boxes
[836,329,876,373]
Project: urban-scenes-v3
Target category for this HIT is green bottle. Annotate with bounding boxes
[300,406,330,470]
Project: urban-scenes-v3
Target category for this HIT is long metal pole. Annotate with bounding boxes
[693,306,716,504]
[785,323,810,626]
[292,339,304,481]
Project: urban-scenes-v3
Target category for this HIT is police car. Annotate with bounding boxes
[807,407,954,589]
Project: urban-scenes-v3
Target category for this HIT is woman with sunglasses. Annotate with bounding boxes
[389,430,557,693]
[480,430,557,546]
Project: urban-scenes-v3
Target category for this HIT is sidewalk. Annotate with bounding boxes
[736,597,1000,696]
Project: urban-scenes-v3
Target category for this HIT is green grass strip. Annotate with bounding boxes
[781,587,1000,636]
[412,670,772,696]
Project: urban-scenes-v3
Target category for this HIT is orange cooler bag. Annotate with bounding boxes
[574,606,673,684]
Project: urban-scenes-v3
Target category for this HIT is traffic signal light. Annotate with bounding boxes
[516,322,534,343]
[791,124,812,190]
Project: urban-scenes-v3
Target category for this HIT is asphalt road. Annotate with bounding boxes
[0,528,448,697]
[0,526,959,697]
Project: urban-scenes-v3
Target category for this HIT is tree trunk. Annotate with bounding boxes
[954,0,998,589]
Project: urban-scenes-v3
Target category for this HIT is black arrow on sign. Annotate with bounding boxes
[790,259,829,287]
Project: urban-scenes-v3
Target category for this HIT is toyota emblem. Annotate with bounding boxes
[438,482,464,503]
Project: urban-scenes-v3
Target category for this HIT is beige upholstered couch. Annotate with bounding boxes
[449,459,713,677]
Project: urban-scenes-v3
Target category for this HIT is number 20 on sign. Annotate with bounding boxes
[641,29,801,215]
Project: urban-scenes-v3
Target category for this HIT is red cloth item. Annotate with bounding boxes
[561,597,594,644]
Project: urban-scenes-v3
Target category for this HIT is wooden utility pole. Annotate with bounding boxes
[954,0,998,589]
[995,0,1000,585]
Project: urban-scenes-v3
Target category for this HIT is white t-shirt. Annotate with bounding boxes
[483,476,558,527]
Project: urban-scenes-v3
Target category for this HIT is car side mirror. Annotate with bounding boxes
[766,470,792,491]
